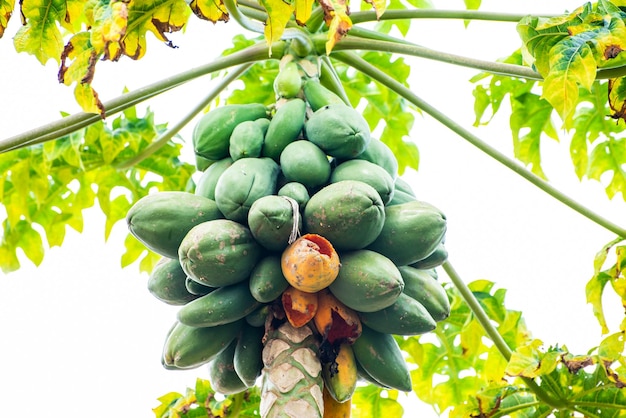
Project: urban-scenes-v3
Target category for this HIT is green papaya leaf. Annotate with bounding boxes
[13,0,65,64]
[351,385,404,418]
[587,136,626,200]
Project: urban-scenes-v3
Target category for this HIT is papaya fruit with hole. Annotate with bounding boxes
[126,191,223,259]
[303,180,385,251]
[193,103,268,161]
[367,200,447,266]
[322,343,358,403]
[214,157,280,224]
[304,104,370,159]
[177,280,260,327]
[178,219,262,287]
[262,98,306,161]
[328,250,403,313]
[282,286,319,328]
[281,234,340,293]
[330,159,395,205]
[147,257,199,305]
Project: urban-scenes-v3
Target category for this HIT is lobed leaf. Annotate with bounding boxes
[13,0,66,64]
[0,0,14,38]
[351,385,404,418]
[189,0,228,22]
[319,0,351,54]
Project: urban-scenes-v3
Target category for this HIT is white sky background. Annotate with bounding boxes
[1,0,626,416]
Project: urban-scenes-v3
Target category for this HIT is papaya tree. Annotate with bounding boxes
[2,0,626,416]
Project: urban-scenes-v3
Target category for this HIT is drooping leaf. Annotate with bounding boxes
[13,0,66,64]
[189,0,228,22]
[587,136,626,200]
[258,0,294,54]
[318,0,351,54]
[0,0,14,38]
[295,0,314,25]
[608,76,626,122]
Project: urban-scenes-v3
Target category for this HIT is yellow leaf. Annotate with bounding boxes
[13,0,65,64]
[294,0,313,25]
[361,0,386,19]
[0,0,14,38]
[74,82,105,115]
[189,0,228,23]
[259,0,294,52]
[318,0,351,54]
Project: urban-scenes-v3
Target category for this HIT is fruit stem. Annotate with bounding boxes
[320,56,351,106]
[442,260,570,410]
[332,51,626,238]
[114,64,253,170]
[349,9,558,25]
[0,42,283,153]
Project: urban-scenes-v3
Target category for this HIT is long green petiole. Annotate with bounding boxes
[442,261,569,410]
[114,64,253,170]
[349,9,557,25]
[332,51,626,238]
[0,42,283,154]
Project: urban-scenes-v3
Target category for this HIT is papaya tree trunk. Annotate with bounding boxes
[260,318,324,418]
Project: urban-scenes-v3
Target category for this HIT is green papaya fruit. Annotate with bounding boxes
[356,361,390,388]
[208,339,248,395]
[193,104,268,161]
[304,104,370,159]
[262,98,306,161]
[178,219,262,287]
[359,293,436,335]
[245,305,271,328]
[214,157,280,224]
[162,319,243,370]
[394,176,416,197]
[126,192,223,259]
[234,324,265,387]
[410,243,448,269]
[330,159,395,205]
[229,119,266,161]
[387,189,417,206]
[177,280,260,327]
[280,140,331,189]
[398,266,450,322]
[277,182,310,210]
[367,201,446,266]
[184,277,215,296]
[329,250,403,313]
[195,157,234,200]
[248,195,301,252]
[356,137,399,180]
[304,180,385,251]
[352,325,412,392]
[195,154,216,172]
[249,254,290,303]
[147,257,199,305]
[274,60,302,99]
[302,79,345,111]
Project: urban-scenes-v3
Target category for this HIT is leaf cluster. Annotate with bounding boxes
[0,106,194,273]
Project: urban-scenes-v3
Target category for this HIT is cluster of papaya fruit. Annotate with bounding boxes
[126,54,450,417]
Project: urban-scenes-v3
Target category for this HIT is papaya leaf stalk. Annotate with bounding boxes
[0,42,285,154]
[332,51,626,239]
